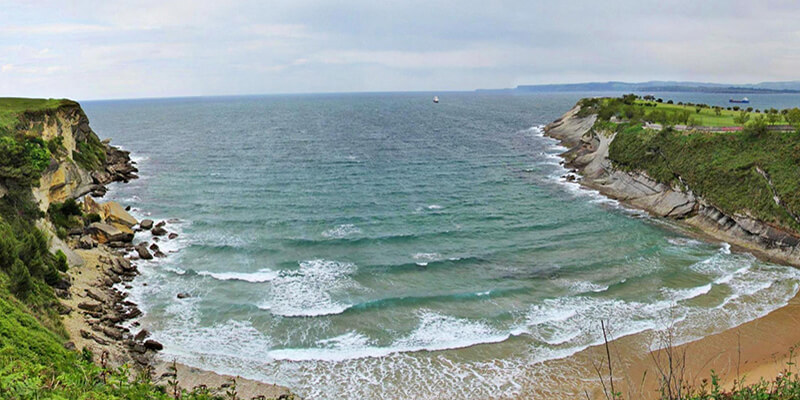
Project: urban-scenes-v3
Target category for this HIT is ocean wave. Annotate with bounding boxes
[342,288,529,314]
[259,259,362,317]
[268,311,512,362]
[197,268,278,283]
[322,224,362,239]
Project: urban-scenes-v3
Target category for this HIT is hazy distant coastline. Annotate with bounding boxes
[477,80,800,94]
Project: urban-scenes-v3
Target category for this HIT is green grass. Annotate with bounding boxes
[0,98,76,133]
[632,100,746,127]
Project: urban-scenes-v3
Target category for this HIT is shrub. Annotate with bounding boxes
[48,198,83,231]
[86,212,102,223]
[54,250,68,272]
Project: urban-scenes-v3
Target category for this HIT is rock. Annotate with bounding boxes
[88,222,133,244]
[151,226,167,236]
[78,301,102,312]
[125,205,131,211]
[156,221,166,228]
[64,341,76,351]
[135,243,153,260]
[134,329,150,341]
[103,327,123,340]
[52,278,71,290]
[85,289,104,302]
[140,219,154,230]
[103,201,138,228]
[176,292,191,299]
[57,304,73,315]
[168,233,178,240]
[79,235,98,249]
[149,243,159,251]
[144,339,164,351]
[68,227,84,236]
[154,250,166,258]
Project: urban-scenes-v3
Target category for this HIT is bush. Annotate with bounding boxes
[54,249,68,272]
[10,258,32,298]
[48,198,83,231]
[86,212,102,223]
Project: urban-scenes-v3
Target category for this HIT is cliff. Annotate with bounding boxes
[11,101,138,210]
[0,98,296,399]
[545,102,800,267]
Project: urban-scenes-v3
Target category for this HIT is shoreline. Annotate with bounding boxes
[59,143,296,399]
[539,103,800,398]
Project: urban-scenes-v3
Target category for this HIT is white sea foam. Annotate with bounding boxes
[663,283,713,301]
[427,204,443,210]
[269,311,510,362]
[322,224,362,239]
[412,252,441,266]
[259,259,361,317]
[198,268,278,283]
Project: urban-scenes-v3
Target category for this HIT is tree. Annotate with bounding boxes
[745,115,768,138]
[10,258,32,298]
[714,107,722,116]
[767,109,782,125]
[733,110,750,125]
[785,108,800,127]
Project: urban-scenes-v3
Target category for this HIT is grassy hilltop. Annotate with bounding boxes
[578,95,800,234]
[0,98,77,132]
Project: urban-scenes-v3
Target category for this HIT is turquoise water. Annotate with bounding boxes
[83,92,800,399]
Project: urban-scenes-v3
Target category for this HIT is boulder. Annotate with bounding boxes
[78,302,102,312]
[144,339,164,351]
[154,250,166,258]
[176,292,191,299]
[88,222,134,244]
[149,243,159,251]
[82,195,138,228]
[151,226,167,236]
[135,243,153,260]
[140,219,154,230]
[79,235,98,249]
[168,233,179,240]
[134,329,150,342]
[155,220,166,228]
[104,201,138,228]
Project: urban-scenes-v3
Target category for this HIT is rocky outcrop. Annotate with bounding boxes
[22,102,138,211]
[88,222,134,244]
[545,103,800,267]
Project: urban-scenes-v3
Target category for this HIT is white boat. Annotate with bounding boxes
[433,96,439,103]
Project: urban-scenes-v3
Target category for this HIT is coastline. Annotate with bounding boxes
[58,142,296,399]
[539,103,800,398]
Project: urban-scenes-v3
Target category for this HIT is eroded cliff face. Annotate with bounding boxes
[545,104,800,267]
[18,104,137,211]
[14,103,139,267]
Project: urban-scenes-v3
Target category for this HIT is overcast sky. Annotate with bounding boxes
[2,0,800,100]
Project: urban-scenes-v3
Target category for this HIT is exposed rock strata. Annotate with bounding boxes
[545,104,800,267]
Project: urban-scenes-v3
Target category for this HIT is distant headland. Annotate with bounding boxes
[477,80,800,94]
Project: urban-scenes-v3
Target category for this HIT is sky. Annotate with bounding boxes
[2,0,800,100]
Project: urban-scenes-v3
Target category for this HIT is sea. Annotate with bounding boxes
[82,91,800,399]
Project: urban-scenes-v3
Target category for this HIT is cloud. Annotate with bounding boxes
[2,0,800,98]
[0,23,111,35]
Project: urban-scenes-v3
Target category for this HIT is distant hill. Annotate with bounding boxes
[477,81,800,94]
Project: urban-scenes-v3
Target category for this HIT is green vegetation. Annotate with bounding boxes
[0,98,75,133]
[608,122,800,231]
[0,290,271,400]
[47,199,84,239]
[0,98,293,400]
[577,95,800,233]
[579,95,800,128]
[73,132,106,171]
